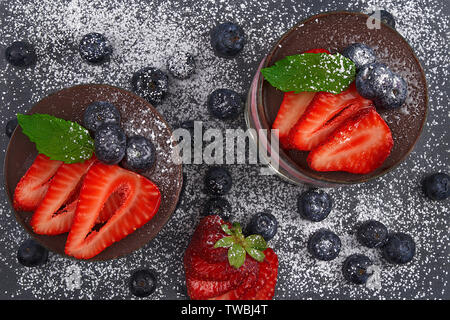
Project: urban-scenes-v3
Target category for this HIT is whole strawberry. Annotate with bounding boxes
[183,215,278,300]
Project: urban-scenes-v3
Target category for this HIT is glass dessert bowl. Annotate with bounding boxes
[245,11,428,187]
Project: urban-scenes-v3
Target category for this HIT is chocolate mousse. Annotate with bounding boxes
[260,11,428,184]
[4,84,183,260]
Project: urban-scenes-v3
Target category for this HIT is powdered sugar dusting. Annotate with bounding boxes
[0,0,448,299]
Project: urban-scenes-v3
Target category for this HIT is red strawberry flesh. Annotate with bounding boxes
[64,162,161,259]
[31,157,96,235]
[288,82,373,151]
[307,107,394,174]
[13,154,63,212]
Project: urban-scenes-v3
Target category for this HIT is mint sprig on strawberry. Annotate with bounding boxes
[261,52,356,94]
[17,113,94,164]
[214,222,267,269]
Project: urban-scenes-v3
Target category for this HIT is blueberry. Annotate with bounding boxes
[297,190,332,222]
[341,43,376,70]
[210,22,246,58]
[122,136,156,172]
[368,9,396,29]
[204,166,232,196]
[17,239,48,267]
[129,269,157,298]
[342,254,374,285]
[382,232,416,264]
[356,220,389,248]
[207,89,242,120]
[83,101,121,132]
[94,123,126,165]
[202,197,232,221]
[422,172,450,201]
[374,73,407,110]
[5,41,37,68]
[307,229,341,261]
[167,52,196,79]
[356,62,394,100]
[79,32,113,64]
[131,67,169,106]
[5,117,18,138]
[246,212,278,241]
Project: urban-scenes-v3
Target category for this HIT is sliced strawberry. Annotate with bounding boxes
[307,107,394,174]
[64,162,161,259]
[13,154,63,212]
[253,248,279,300]
[209,269,259,300]
[272,91,316,148]
[186,274,243,300]
[30,157,97,235]
[272,48,330,149]
[184,245,258,282]
[189,215,231,263]
[288,82,373,151]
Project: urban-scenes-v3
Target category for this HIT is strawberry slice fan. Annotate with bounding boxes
[184,215,279,300]
[14,153,162,260]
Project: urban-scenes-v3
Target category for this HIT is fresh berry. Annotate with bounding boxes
[31,157,96,235]
[422,172,450,201]
[122,135,156,172]
[307,107,393,174]
[204,166,232,196]
[5,41,37,68]
[167,52,196,79]
[83,101,121,132]
[246,212,278,241]
[202,197,232,220]
[129,269,158,297]
[356,220,388,248]
[94,123,126,165]
[13,154,63,212]
[307,229,341,261]
[131,67,169,106]
[210,22,246,58]
[189,215,231,263]
[297,189,332,222]
[288,82,373,151]
[341,43,376,70]
[17,239,48,267]
[5,117,18,137]
[184,215,278,300]
[369,9,396,29]
[79,32,113,64]
[65,162,161,259]
[355,62,394,100]
[382,232,416,264]
[304,48,331,54]
[272,91,316,149]
[207,88,242,120]
[342,254,374,285]
[373,73,407,110]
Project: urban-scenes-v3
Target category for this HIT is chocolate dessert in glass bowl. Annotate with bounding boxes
[245,11,428,187]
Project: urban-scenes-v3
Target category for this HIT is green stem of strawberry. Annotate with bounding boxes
[214,222,268,269]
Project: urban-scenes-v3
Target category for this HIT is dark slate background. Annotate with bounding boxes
[0,0,448,300]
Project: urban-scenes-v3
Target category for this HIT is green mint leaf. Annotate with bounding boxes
[17,113,94,164]
[245,247,266,262]
[261,53,356,94]
[228,243,246,269]
[221,224,233,236]
[244,234,267,251]
[214,236,234,248]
